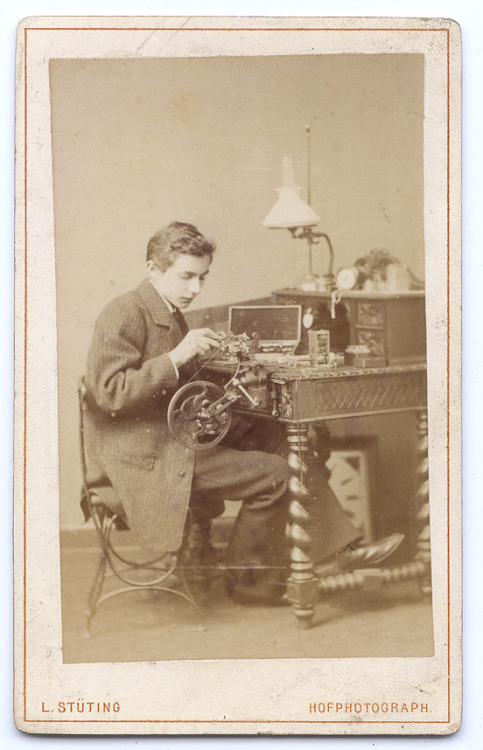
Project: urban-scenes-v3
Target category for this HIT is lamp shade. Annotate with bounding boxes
[262,186,320,229]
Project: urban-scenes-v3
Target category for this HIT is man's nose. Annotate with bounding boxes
[188,277,201,294]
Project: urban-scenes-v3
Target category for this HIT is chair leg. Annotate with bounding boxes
[178,567,207,629]
[86,552,107,633]
[85,533,207,633]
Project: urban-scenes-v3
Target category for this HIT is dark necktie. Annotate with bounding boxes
[172,306,189,338]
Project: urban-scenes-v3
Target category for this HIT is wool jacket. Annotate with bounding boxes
[84,278,194,550]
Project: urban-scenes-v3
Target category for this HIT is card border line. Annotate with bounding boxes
[21,23,453,728]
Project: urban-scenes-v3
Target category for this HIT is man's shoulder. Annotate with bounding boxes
[106,286,143,309]
[95,279,172,331]
[95,283,147,325]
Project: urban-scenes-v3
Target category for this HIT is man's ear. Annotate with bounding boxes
[146,260,156,278]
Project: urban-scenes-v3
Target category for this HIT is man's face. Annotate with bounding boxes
[147,253,211,310]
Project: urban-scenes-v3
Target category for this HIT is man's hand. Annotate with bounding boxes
[169,328,221,368]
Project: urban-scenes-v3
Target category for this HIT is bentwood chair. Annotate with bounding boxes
[77,378,205,633]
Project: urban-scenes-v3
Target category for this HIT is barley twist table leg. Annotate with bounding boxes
[414,409,431,594]
[285,423,318,628]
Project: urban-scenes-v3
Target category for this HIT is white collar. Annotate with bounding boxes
[149,280,175,313]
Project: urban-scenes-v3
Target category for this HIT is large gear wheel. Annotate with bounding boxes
[167,381,233,450]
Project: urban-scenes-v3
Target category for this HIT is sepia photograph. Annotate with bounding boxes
[52,50,432,662]
[14,16,461,734]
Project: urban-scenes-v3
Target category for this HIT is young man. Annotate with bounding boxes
[84,221,402,604]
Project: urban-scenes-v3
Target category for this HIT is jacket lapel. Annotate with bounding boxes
[136,278,173,328]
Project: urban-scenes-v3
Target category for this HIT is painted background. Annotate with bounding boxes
[49,53,424,527]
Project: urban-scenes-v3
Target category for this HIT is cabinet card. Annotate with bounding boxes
[14,16,461,735]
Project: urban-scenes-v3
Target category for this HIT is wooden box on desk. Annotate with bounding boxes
[272,288,426,365]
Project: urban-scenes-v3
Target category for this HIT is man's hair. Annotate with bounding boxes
[146,221,216,272]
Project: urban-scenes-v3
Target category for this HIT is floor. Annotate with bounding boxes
[60,537,434,664]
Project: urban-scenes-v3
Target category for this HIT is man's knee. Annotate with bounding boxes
[264,453,290,489]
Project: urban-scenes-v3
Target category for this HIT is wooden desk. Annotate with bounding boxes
[208,360,429,628]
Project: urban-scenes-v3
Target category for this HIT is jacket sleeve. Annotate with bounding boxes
[86,295,179,415]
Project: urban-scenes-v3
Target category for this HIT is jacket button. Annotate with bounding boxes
[179,470,185,477]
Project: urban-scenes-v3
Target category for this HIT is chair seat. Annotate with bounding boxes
[90,486,126,518]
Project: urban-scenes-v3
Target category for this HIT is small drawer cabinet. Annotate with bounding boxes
[272,288,426,365]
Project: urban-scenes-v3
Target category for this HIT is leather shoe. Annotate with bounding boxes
[314,533,404,579]
[225,534,404,606]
